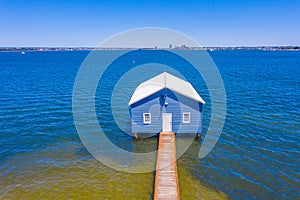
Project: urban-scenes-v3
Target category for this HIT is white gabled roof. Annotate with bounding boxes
[128,72,205,105]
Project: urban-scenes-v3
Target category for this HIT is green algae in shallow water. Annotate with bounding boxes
[0,139,226,200]
[1,159,155,199]
[177,161,227,200]
[176,138,228,200]
[1,155,227,200]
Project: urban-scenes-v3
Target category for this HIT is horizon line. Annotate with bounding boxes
[0,45,299,48]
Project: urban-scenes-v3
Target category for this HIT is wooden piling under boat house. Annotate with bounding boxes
[128,72,205,138]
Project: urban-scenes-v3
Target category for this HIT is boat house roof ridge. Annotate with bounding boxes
[128,72,205,105]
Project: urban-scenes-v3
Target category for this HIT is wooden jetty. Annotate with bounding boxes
[154,132,180,200]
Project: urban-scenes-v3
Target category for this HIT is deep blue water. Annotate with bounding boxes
[0,50,299,199]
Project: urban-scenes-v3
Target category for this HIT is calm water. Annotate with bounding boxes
[0,50,299,199]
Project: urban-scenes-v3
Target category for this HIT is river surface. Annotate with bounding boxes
[0,50,299,199]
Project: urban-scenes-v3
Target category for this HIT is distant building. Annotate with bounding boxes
[169,44,172,49]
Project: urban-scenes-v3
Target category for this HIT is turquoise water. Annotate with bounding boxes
[0,50,299,199]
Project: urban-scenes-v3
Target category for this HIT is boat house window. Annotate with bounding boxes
[143,113,151,124]
[183,112,190,123]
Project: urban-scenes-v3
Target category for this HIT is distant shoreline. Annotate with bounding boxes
[0,46,299,52]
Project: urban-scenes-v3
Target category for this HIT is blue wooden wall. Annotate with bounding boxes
[130,88,203,135]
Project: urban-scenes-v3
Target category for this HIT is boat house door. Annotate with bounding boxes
[162,113,172,132]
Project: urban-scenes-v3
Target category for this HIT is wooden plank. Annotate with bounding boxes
[154,132,180,200]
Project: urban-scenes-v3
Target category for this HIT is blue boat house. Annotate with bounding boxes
[128,72,205,138]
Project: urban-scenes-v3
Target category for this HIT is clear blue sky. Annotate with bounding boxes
[1,0,299,47]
